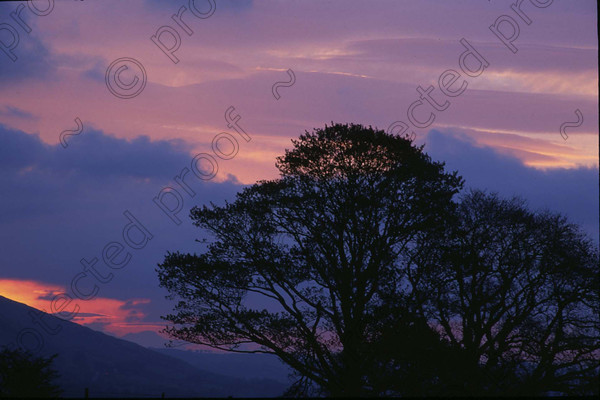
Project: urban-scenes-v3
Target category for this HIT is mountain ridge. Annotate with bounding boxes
[0,295,286,398]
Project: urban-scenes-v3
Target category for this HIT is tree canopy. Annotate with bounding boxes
[409,190,599,395]
[157,123,599,396]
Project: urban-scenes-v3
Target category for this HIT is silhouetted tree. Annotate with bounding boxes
[0,348,62,398]
[158,123,598,396]
[158,123,463,396]
[408,190,599,396]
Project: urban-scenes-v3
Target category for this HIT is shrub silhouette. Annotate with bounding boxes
[0,348,62,398]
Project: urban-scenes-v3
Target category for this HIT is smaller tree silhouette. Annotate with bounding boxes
[0,348,62,399]
[409,190,600,396]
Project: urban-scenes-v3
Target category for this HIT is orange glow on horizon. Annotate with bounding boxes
[0,279,63,312]
[0,279,160,337]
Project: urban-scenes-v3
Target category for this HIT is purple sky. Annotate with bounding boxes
[0,0,597,348]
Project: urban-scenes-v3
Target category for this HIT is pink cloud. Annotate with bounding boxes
[0,279,160,337]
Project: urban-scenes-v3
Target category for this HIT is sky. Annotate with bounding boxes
[0,0,597,349]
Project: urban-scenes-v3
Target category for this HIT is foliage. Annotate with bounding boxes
[0,348,62,399]
[409,190,600,396]
[158,123,598,396]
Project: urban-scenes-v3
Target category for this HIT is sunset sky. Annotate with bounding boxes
[0,0,597,348]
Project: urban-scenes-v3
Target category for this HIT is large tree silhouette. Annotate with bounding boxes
[158,123,463,396]
[157,123,598,396]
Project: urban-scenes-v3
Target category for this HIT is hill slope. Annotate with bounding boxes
[151,347,293,384]
[0,295,286,398]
